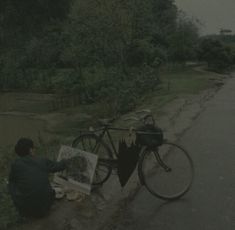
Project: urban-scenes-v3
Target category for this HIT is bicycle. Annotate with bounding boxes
[72,110,194,200]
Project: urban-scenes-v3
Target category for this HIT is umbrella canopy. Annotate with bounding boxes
[117,139,141,187]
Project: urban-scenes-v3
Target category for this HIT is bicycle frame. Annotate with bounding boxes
[88,123,164,157]
[92,126,130,157]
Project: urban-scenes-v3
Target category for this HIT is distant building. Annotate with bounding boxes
[220,29,232,35]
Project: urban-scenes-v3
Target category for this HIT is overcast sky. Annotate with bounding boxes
[175,0,235,34]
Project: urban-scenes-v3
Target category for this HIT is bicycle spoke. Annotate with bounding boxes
[92,142,100,154]
[94,170,101,183]
[88,137,93,151]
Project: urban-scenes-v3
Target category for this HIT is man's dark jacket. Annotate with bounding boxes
[8,155,66,217]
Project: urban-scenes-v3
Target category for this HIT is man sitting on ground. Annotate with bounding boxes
[8,138,67,218]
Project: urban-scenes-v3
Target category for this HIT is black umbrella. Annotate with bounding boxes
[117,139,141,187]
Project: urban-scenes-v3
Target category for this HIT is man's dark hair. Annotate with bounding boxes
[15,138,34,157]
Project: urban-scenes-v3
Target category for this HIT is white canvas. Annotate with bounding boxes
[54,145,98,195]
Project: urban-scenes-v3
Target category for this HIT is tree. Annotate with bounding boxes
[168,12,199,63]
[0,0,201,96]
[1,0,71,34]
[198,38,233,71]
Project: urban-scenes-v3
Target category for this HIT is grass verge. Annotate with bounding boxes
[136,67,222,112]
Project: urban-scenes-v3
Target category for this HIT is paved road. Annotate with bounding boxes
[107,75,235,230]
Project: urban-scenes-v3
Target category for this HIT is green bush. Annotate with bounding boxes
[198,38,234,72]
[0,147,19,229]
[0,181,19,230]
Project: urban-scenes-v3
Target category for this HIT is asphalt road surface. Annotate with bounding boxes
[108,75,235,230]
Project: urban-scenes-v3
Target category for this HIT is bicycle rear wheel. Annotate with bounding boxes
[72,134,113,185]
[138,142,194,200]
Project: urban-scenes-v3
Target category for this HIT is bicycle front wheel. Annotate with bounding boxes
[72,134,113,186]
[138,142,194,200]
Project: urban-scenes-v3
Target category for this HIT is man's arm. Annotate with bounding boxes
[45,159,68,173]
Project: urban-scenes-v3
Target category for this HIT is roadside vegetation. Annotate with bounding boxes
[0,147,19,229]
[1,1,234,113]
[0,0,199,107]
[198,36,235,72]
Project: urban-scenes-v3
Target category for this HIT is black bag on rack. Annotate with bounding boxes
[135,124,163,147]
[117,139,141,187]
